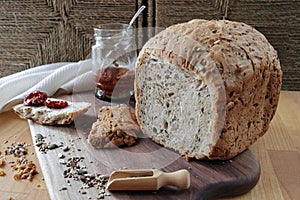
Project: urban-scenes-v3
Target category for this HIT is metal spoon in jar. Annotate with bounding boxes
[127,5,146,30]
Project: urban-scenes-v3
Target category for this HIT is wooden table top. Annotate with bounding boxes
[0,90,299,200]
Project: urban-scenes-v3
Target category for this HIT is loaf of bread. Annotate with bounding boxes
[135,19,282,160]
[13,98,91,125]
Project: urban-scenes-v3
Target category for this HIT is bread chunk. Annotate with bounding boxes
[13,98,91,125]
[135,19,282,160]
[88,104,139,148]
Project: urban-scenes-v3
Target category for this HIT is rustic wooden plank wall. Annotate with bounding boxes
[0,0,299,90]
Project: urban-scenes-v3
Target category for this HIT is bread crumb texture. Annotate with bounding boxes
[13,98,91,125]
[88,104,140,148]
[135,19,282,160]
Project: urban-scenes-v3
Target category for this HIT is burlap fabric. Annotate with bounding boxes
[0,0,299,90]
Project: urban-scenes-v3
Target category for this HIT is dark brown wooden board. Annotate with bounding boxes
[28,91,260,200]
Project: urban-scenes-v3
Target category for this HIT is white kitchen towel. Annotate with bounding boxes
[0,59,94,113]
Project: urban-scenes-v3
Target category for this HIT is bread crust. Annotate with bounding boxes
[135,19,282,160]
[88,104,139,148]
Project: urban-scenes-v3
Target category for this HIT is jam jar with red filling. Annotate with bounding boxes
[92,23,137,101]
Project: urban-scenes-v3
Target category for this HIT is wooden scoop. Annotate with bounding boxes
[106,169,190,191]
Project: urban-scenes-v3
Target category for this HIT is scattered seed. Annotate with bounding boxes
[33,134,113,199]
[63,146,70,152]
[59,187,68,191]
[48,144,59,150]
[0,157,6,167]
[10,156,38,181]
[99,188,105,194]
[58,153,65,159]
[35,134,44,140]
[0,169,6,176]
[36,142,44,147]
[77,169,87,175]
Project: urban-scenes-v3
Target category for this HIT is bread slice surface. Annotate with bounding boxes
[13,98,91,125]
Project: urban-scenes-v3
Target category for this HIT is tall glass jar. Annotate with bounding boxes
[92,23,137,102]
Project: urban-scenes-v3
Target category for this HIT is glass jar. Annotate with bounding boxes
[92,23,137,102]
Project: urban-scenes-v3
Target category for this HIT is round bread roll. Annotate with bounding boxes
[134,19,282,160]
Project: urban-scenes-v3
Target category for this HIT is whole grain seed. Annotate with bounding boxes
[0,169,6,176]
[0,157,6,167]
[8,144,28,157]
[59,187,68,191]
[10,156,38,181]
[63,146,70,152]
[58,153,65,159]
[35,134,44,140]
[36,142,44,147]
[48,144,59,150]
[34,135,111,199]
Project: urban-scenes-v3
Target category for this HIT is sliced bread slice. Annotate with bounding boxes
[13,98,91,125]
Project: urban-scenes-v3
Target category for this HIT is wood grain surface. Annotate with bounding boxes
[0,90,299,200]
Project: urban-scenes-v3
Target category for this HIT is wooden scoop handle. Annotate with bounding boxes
[158,169,190,189]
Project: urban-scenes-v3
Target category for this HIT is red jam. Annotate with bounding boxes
[94,66,134,100]
[24,91,48,106]
[44,99,68,109]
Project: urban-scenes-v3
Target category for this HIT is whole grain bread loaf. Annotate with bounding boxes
[135,19,282,160]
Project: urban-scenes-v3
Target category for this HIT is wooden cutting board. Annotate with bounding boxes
[28,92,260,200]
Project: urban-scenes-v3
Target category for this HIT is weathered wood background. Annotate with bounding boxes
[0,0,299,90]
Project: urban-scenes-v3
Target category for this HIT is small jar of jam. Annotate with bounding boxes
[92,23,137,102]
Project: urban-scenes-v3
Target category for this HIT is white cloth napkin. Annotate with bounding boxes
[0,59,94,113]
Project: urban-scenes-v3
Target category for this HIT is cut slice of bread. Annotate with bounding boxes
[13,98,91,125]
[135,19,282,160]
